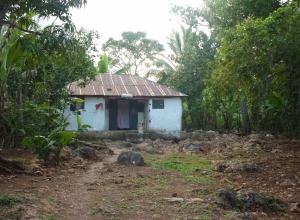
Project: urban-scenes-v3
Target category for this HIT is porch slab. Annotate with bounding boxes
[125,133,150,143]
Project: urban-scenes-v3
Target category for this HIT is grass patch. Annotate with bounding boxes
[0,194,24,220]
[13,157,30,165]
[126,186,151,198]
[88,208,101,215]
[0,194,20,207]
[37,215,59,220]
[144,153,212,174]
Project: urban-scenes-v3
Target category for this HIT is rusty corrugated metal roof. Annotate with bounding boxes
[68,74,187,97]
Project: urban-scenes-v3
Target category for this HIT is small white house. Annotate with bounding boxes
[64,74,187,136]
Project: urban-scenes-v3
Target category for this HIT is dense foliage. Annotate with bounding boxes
[161,0,300,136]
[0,1,98,148]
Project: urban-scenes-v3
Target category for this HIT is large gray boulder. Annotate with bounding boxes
[117,151,146,166]
[72,147,97,160]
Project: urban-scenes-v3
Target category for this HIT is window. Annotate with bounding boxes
[152,99,164,109]
[70,99,85,111]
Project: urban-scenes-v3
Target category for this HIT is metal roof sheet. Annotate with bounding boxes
[68,74,187,97]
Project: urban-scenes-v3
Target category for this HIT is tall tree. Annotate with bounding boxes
[201,0,283,133]
[145,26,192,85]
[212,3,300,135]
[0,0,98,148]
[102,31,164,75]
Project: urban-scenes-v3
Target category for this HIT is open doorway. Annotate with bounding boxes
[117,100,130,129]
[109,99,138,130]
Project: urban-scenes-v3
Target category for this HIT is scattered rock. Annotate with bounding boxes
[248,133,264,142]
[184,142,202,154]
[79,141,114,155]
[144,139,153,144]
[146,149,164,154]
[217,189,285,211]
[29,158,41,164]
[68,168,75,173]
[136,173,144,178]
[277,174,299,187]
[290,202,300,212]
[217,189,239,209]
[243,142,256,151]
[26,164,43,173]
[116,151,146,166]
[210,141,228,154]
[171,137,180,144]
[131,146,142,152]
[152,138,165,148]
[34,171,43,176]
[114,178,123,184]
[72,147,97,160]
[119,141,134,148]
[216,161,260,173]
[191,188,210,195]
[152,214,163,219]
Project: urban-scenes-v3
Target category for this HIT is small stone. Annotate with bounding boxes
[63,162,70,167]
[30,158,40,164]
[115,178,123,184]
[34,171,43,176]
[136,173,144,178]
[280,179,295,187]
[152,214,163,219]
[68,168,75,173]
[290,202,300,212]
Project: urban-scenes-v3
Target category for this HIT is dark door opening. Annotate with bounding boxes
[109,99,138,130]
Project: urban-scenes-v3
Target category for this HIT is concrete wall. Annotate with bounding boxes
[147,97,182,132]
[64,97,106,131]
[64,97,183,133]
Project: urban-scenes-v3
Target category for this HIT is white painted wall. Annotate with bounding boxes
[64,97,182,132]
[148,97,182,131]
[64,97,106,131]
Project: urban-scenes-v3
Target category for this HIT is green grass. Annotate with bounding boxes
[88,208,102,215]
[13,157,30,165]
[0,194,20,207]
[37,215,59,220]
[144,153,213,174]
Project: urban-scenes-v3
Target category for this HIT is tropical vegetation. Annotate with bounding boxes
[1,0,300,159]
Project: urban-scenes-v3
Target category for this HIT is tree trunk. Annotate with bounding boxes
[0,84,9,148]
[240,100,251,134]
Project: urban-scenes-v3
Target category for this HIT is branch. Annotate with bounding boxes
[3,20,43,35]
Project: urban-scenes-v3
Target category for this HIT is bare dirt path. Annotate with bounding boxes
[1,134,300,220]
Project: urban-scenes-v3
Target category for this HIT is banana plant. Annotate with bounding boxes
[22,123,78,166]
[70,97,95,147]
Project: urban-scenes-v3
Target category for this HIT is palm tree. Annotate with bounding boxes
[146,26,193,84]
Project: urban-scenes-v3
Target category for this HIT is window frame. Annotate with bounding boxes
[152,99,164,109]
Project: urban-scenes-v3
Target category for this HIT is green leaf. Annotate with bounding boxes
[268,92,284,109]
[76,114,82,128]
[115,65,130,75]
[57,131,78,145]
[80,124,93,129]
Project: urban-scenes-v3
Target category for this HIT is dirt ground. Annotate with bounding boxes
[0,132,300,220]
